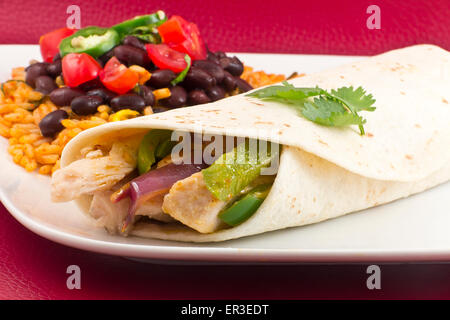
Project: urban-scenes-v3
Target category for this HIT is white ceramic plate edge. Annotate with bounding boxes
[1,46,450,263]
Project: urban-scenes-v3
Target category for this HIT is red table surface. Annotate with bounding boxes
[1,0,450,300]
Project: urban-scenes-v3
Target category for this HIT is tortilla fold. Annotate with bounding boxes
[59,44,450,242]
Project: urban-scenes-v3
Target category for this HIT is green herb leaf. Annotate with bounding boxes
[301,97,365,127]
[329,86,376,113]
[247,81,323,102]
[246,82,376,135]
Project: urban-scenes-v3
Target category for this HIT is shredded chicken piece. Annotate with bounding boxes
[162,172,227,233]
[51,141,138,202]
[89,190,174,234]
[90,190,129,234]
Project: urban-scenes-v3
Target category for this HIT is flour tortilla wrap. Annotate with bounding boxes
[59,44,450,242]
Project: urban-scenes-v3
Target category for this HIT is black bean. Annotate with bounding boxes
[46,60,62,78]
[160,86,187,108]
[206,86,226,102]
[207,51,220,65]
[220,56,244,76]
[78,78,103,92]
[99,49,115,66]
[215,51,227,59]
[183,67,216,90]
[71,95,103,115]
[147,69,176,88]
[222,71,237,92]
[188,89,211,105]
[34,76,57,95]
[110,94,146,112]
[25,63,49,87]
[49,87,84,106]
[86,88,117,104]
[152,106,170,113]
[25,61,47,71]
[235,77,253,92]
[113,45,151,67]
[135,85,155,106]
[122,36,147,51]
[193,60,225,83]
[38,110,68,137]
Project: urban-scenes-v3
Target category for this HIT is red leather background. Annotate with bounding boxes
[0,0,449,54]
[1,0,450,300]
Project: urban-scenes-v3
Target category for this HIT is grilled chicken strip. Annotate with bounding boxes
[162,174,276,233]
[162,172,227,233]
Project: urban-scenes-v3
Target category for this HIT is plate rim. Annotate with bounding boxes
[1,47,449,263]
[3,187,450,263]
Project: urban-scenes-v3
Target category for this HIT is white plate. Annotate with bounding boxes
[1,45,449,263]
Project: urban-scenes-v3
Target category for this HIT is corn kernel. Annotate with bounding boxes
[153,88,171,101]
[97,105,111,113]
[129,65,151,84]
[109,109,140,122]
[143,106,153,115]
[99,112,110,120]
[55,76,65,87]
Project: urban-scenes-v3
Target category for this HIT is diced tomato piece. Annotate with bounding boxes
[99,57,139,94]
[158,16,207,61]
[39,27,77,63]
[62,53,102,88]
[157,16,189,44]
[146,44,187,73]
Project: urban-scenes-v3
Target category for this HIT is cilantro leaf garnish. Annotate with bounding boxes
[246,82,376,135]
[330,86,376,113]
[249,83,324,101]
[302,96,366,128]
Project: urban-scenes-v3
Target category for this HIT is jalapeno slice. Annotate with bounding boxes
[112,11,167,39]
[219,184,272,226]
[59,26,120,59]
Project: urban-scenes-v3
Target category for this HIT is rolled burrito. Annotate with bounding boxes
[51,44,450,242]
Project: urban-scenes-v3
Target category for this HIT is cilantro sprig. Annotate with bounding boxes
[246,82,376,135]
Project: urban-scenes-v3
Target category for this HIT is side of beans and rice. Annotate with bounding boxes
[0,12,295,175]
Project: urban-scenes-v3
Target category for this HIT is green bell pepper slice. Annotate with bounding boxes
[137,129,176,175]
[202,140,279,201]
[59,26,120,59]
[111,11,167,39]
[219,184,272,226]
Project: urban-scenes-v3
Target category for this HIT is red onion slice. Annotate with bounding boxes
[113,162,208,232]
